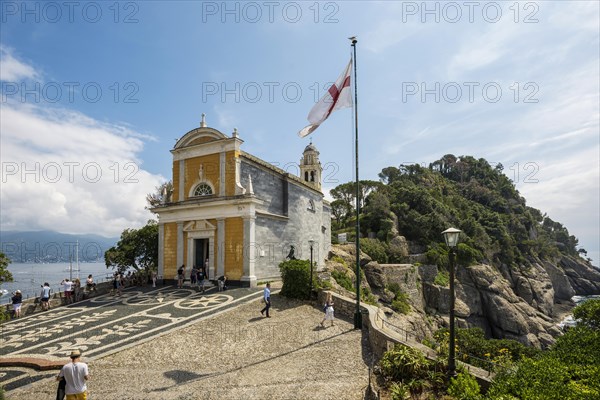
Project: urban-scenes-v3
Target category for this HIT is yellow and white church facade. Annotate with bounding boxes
[151,116,331,287]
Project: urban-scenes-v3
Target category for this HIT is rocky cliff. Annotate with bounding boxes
[326,244,600,349]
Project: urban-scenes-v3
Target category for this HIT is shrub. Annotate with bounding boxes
[389,382,409,400]
[456,243,484,266]
[447,372,481,400]
[380,344,431,382]
[391,293,411,314]
[487,357,576,400]
[279,259,313,299]
[361,286,378,306]
[426,243,449,269]
[386,283,411,314]
[552,324,600,366]
[434,269,450,287]
[360,238,389,264]
[573,298,600,330]
[331,270,354,292]
[316,278,332,290]
[331,255,347,266]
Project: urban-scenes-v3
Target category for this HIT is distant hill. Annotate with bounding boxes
[0,230,118,263]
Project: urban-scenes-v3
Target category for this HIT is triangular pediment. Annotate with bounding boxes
[183,220,216,232]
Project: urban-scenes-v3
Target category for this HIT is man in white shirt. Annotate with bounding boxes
[62,279,73,304]
[260,282,271,318]
[57,349,90,400]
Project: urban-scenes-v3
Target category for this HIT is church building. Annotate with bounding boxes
[150,115,331,287]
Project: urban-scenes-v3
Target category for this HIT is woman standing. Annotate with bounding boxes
[12,290,23,318]
[320,292,335,328]
[177,264,185,288]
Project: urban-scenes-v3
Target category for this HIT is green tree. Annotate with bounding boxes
[0,252,14,322]
[105,220,158,273]
[0,252,13,284]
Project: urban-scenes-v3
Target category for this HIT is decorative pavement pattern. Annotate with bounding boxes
[0,285,262,391]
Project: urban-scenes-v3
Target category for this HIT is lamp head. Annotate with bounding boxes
[442,227,462,248]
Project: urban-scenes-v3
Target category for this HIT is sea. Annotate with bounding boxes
[0,262,115,303]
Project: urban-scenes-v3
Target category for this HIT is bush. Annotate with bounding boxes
[386,283,411,314]
[487,357,576,400]
[391,298,411,314]
[360,238,389,264]
[331,270,354,292]
[426,243,449,269]
[447,372,481,400]
[573,298,600,330]
[552,324,600,366]
[279,259,313,300]
[434,269,450,286]
[389,382,409,400]
[456,243,484,266]
[380,344,431,382]
[361,286,378,306]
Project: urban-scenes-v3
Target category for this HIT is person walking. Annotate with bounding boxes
[40,283,52,311]
[11,290,23,318]
[177,264,185,288]
[260,282,271,318]
[320,292,335,328]
[190,265,198,286]
[151,270,157,288]
[57,349,90,400]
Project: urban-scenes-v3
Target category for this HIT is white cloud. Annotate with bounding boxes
[0,103,165,237]
[0,45,40,81]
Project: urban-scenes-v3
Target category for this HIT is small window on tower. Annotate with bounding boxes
[307,199,315,212]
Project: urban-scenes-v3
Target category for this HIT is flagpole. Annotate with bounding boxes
[351,37,362,330]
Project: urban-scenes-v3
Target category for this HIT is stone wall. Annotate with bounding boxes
[318,289,494,392]
[241,158,331,278]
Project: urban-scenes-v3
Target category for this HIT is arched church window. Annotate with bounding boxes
[310,171,315,182]
[305,171,309,181]
[308,199,315,212]
[193,183,213,197]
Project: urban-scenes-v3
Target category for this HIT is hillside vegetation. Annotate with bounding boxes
[332,154,589,269]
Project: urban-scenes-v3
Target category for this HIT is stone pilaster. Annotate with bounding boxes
[179,159,185,201]
[217,218,225,278]
[158,223,164,277]
[241,215,257,287]
[176,222,184,269]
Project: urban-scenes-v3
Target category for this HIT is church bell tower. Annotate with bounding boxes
[299,141,322,191]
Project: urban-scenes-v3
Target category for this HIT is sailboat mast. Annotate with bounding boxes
[76,240,80,280]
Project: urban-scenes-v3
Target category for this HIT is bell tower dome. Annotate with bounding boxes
[299,140,322,191]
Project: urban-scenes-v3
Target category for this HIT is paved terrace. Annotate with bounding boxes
[1,285,371,399]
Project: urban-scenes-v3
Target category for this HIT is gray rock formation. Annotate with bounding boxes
[325,244,599,349]
[559,256,600,294]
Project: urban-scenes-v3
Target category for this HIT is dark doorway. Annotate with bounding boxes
[194,239,209,277]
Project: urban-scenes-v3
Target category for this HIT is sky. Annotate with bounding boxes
[0,1,598,265]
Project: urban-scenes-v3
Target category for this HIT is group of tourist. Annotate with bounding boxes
[176,263,211,292]
[61,275,97,304]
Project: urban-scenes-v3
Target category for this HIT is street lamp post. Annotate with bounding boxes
[441,227,461,378]
[308,239,315,299]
